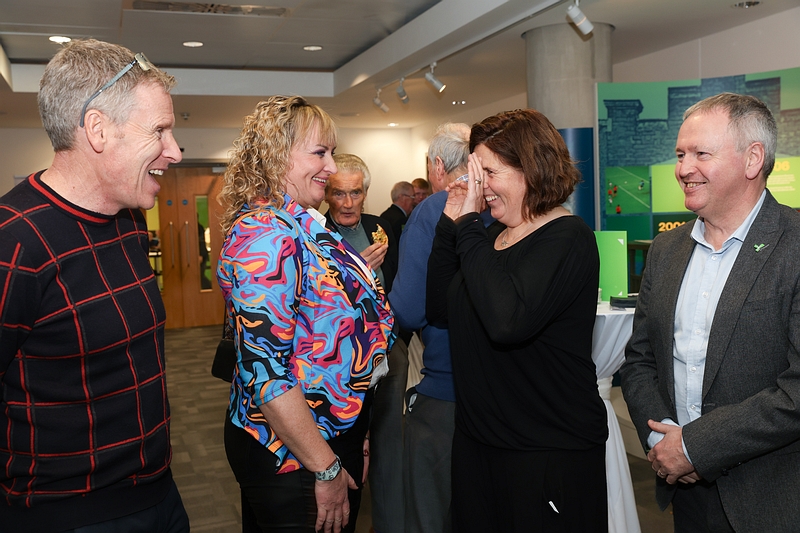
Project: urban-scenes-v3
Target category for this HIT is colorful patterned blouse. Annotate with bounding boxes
[217,194,394,473]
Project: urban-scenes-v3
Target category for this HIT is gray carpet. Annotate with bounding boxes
[164,325,672,533]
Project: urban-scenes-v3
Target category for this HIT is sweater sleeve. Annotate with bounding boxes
[453,215,598,346]
[0,231,39,376]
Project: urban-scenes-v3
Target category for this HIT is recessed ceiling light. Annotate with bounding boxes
[732,1,761,7]
[303,45,323,52]
[49,36,71,44]
[388,123,399,127]
[183,41,204,48]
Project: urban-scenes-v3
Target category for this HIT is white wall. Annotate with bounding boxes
[174,128,239,161]
[336,127,413,216]
[614,6,800,83]
[0,128,53,190]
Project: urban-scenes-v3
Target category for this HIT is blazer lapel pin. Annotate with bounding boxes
[754,243,769,252]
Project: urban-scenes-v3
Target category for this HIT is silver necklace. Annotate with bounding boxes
[500,221,534,247]
[500,229,512,247]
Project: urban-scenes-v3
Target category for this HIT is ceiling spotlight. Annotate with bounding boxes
[566,1,594,36]
[373,89,390,113]
[396,78,409,104]
[183,41,204,48]
[303,45,323,51]
[49,36,71,44]
[425,62,446,93]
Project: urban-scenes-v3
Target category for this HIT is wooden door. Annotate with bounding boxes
[156,167,225,329]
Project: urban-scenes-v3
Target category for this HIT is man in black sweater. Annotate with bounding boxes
[0,39,188,532]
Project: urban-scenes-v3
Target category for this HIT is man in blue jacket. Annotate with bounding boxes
[389,122,493,533]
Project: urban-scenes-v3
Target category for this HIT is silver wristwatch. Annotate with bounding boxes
[314,455,342,481]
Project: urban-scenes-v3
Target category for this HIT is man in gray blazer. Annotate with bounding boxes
[621,92,800,533]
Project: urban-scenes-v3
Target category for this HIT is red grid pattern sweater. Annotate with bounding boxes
[0,172,173,532]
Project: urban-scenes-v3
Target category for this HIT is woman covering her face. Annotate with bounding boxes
[217,95,394,533]
[426,108,607,532]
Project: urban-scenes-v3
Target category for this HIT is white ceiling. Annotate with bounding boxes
[0,0,796,131]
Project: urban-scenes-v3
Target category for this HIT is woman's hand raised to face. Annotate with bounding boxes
[443,152,486,221]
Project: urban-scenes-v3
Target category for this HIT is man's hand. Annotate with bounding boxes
[647,419,698,485]
[361,242,388,269]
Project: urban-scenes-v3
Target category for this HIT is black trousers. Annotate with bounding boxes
[451,426,607,533]
[64,481,189,533]
[225,390,373,533]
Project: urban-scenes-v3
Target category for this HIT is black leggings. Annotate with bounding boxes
[225,390,373,533]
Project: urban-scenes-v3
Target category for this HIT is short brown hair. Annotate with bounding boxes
[411,178,431,194]
[470,109,580,219]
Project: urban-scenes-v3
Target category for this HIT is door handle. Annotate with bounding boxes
[185,221,191,268]
[169,222,175,267]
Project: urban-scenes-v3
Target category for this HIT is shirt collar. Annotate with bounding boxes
[691,189,766,249]
[306,206,328,228]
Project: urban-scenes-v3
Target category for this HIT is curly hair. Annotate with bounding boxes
[219,96,337,234]
[470,109,580,219]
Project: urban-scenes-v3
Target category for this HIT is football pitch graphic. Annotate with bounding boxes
[604,166,651,216]
[598,66,800,237]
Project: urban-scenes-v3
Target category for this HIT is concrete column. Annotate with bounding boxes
[524,23,613,129]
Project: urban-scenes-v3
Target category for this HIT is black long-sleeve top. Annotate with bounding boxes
[426,212,607,451]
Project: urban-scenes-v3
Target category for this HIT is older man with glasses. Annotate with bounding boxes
[323,154,409,533]
[0,39,188,533]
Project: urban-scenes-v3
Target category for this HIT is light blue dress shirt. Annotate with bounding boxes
[647,190,767,456]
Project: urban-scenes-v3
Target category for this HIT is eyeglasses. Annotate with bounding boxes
[79,52,153,128]
[331,190,364,201]
[401,194,414,200]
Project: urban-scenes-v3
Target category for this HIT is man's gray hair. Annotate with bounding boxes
[390,181,414,202]
[38,39,175,152]
[332,153,372,190]
[684,92,777,179]
[428,123,470,174]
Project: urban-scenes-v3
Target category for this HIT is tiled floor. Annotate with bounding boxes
[165,325,673,533]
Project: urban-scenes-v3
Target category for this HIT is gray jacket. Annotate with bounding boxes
[620,190,800,532]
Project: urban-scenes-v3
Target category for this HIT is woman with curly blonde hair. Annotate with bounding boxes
[217,95,394,533]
